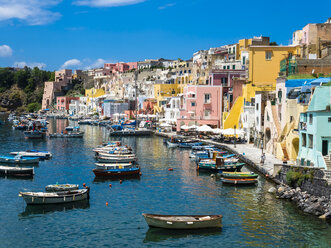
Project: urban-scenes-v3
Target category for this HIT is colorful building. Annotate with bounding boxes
[56,96,79,111]
[297,86,331,169]
[153,83,180,113]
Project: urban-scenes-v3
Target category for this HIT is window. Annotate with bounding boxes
[188,70,191,73]
[290,116,294,123]
[243,56,246,65]
[233,47,235,54]
[232,65,235,69]
[328,117,331,122]
[308,134,313,148]
[265,51,272,60]
[204,110,211,119]
[191,101,196,107]
[302,133,306,147]
[256,103,259,111]
[223,66,226,69]
[309,114,313,124]
[227,66,230,69]
[204,94,211,103]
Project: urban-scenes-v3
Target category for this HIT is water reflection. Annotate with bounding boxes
[19,200,90,218]
[143,227,222,243]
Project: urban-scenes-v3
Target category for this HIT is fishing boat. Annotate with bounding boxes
[19,188,90,205]
[197,156,244,172]
[0,165,34,177]
[96,153,137,163]
[10,150,52,159]
[0,155,39,164]
[49,132,84,138]
[23,130,45,139]
[178,140,203,148]
[95,163,133,170]
[221,178,258,185]
[109,128,153,137]
[142,214,222,229]
[93,163,140,178]
[45,184,79,192]
[221,171,258,179]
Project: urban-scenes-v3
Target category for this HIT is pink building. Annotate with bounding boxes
[56,96,79,111]
[104,62,138,73]
[177,85,223,131]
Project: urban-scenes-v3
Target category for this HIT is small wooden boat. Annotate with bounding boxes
[142,214,222,229]
[96,153,137,163]
[0,155,39,164]
[10,150,52,159]
[95,163,133,170]
[221,178,258,185]
[178,141,203,148]
[197,162,245,172]
[221,171,258,179]
[93,164,140,178]
[0,165,34,177]
[23,130,45,139]
[19,188,90,205]
[45,184,79,192]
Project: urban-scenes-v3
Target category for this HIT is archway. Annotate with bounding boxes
[292,137,299,159]
[265,128,271,144]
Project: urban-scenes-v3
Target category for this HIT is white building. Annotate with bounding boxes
[163,96,181,124]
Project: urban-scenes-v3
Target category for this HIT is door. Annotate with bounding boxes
[322,140,328,156]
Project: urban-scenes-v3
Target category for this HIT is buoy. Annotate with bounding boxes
[106,202,109,206]
[168,168,173,171]
[83,183,86,187]
[139,172,142,176]
[109,184,112,188]
[243,152,245,155]
[120,180,123,184]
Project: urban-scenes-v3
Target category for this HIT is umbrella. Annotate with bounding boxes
[181,125,189,129]
[212,128,223,134]
[160,123,171,127]
[188,125,198,129]
[197,125,213,132]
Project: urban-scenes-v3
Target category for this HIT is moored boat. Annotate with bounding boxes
[0,165,34,177]
[23,130,45,139]
[96,153,137,163]
[10,150,52,159]
[142,214,222,229]
[19,188,90,205]
[221,171,258,179]
[0,155,39,164]
[93,164,140,178]
[221,178,258,185]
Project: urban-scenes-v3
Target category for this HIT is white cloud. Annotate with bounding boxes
[73,0,146,7]
[158,3,175,10]
[0,45,13,57]
[0,0,62,25]
[14,61,46,69]
[60,59,82,69]
[84,58,106,70]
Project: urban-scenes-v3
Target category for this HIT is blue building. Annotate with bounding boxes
[297,86,331,169]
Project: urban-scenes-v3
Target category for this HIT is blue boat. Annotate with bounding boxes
[0,155,39,164]
[178,141,203,148]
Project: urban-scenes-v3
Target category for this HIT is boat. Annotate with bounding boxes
[19,188,90,205]
[49,132,84,138]
[221,171,258,179]
[197,157,244,172]
[10,150,52,159]
[45,184,79,192]
[0,165,34,177]
[178,141,203,148]
[0,155,39,164]
[96,153,137,163]
[93,164,141,178]
[166,140,179,148]
[95,163,133,170]
[221,178,258,185]
[142,214,222,229]
[109,128,153,137]
[23,130,45,139]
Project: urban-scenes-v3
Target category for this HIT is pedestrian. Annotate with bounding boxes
[261,153,266,165]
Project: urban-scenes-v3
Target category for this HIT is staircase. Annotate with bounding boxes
[271,105,281,135]
[324,155,331,171]
[281,143,289,161]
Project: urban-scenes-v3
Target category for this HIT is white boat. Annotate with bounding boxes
[10,150,52,159]
[167,140,179,148]
[97,155,137,163]
[19,188,90,205]
[0,165,34,177]
[45,184,79,192]
[49,132,84,138]
[142,214,223,229]
[0,155,39,164]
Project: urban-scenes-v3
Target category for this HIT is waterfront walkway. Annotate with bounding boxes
[156,131,283,178]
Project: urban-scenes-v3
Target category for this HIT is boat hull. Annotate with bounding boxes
[93,167,140,178]
[96,156,136,163]
[0,157,39,164]
[142,214,222,230]
[109,129,153,137]
[221,178,258,185]
[0,166,34,177]
[166,141,179,148]
[19,188,89,205]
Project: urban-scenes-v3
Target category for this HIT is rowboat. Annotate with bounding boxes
[96,153,137,163]
[49,132,84,138]
[221,178,258,185]
[10,150,52,159]
[23,130,45,139]
[0,155,39,164]
[178,141,203,148]
[142,214,222,229]
[221,171,258,179]
[95,163,133,170]
[45,184,79,192]
[19,188,90,205]
[197,162,245,172]
[93,164,140,178]
[0,165,34,177]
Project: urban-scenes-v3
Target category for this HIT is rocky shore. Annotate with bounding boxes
[269,185,331,221]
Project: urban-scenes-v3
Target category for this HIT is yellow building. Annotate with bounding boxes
[85,88,105,105]
[153,84,180,113]
[248,45,301,87]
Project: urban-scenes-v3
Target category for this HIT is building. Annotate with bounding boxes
[163,96,181,124]
[297,86,331,169]
[69,97,88,116]
[56,96,79,112]
[103,100,129,118]
[177,85,223,131]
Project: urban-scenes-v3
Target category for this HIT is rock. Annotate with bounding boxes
[268,187,277,194]
[277,186,286,194]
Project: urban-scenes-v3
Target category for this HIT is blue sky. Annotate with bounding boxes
[0,0,330,70]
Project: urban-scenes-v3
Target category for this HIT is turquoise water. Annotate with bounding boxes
[0,116,330,248]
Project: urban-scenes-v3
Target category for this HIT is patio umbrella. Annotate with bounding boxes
[197,125,213,132]
[160,123,172,127]
[212,128,223,134]
[181,125,189,129]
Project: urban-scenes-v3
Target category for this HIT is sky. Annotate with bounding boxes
[0,0,330,71]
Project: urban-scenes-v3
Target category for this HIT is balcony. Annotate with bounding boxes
[203,103,212,110]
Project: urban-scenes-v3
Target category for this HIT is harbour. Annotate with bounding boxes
[0,116,330,247]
